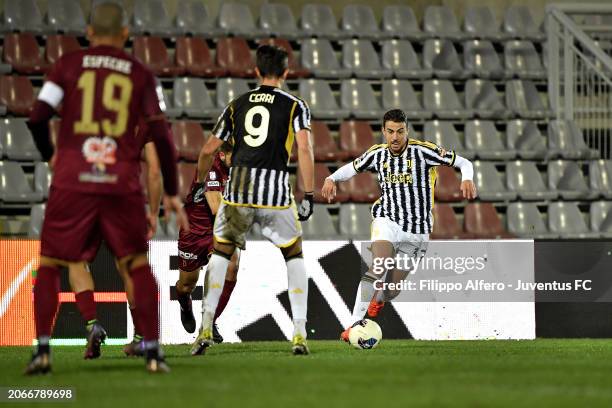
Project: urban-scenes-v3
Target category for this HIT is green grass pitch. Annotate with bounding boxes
[1,340,612,408]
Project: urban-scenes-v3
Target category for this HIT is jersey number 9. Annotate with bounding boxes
[244,105,270,147]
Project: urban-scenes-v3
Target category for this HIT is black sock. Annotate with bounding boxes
[176,291,191,310]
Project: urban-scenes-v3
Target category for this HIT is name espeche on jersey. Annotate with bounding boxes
[213,85,311,208]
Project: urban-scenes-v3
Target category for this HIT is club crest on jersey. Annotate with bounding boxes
[209,171,217,180]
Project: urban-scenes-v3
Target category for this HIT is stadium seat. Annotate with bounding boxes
[311,121,345,161]
[506,160,558,200]
[505,80,550,119]
[296,163,347,203]
[424,120,474,159]
[547,160,593,200]
[504,41,545,79]
[423,6,465,40]
[301,206,338,239]
[339,120,375,159]
[301,38,350,79]
[547,120,597,159]
[217,3,262,37]
[258,38,309,78]
[431,203,470,239]
[132,0,174,36]
[45,35,80,64]
[463,6,506,40]
[339,204,371,239]
[0,118,41,161]
[464,203,513,239]
[3,33,48,74]
[173,78,217,118]
[465,120,515,160]
[216,77,250,109]
[340,79,383,119]
[503,6,545,41]
[464,79,509,119]
[589,160,612,198]
[0,161,42,203]
[381,40,431,79]
[590,201,612,238]
[0,76,35,116]
[339,172,379,203]
[175,0,218,36]
[163,89,181,118]
[172,121,206,162]
[548,202,599,239]
[473,161,517,201]
[423,80,472,120]
[33,162,51,199]
[27,203,45,237]
[178,162,197,200]
[4,0,44,33]
[423,39,466,79]
[381,79,431,120]
[300,4,346,39]
[132,36,183,77]
[507,203,558,238]
[343,40,392,78]
[506,119,547,159]
[382,5,424,40]
[341,5,383,39]
[298,79,349,119]
[463,40,504,79]
[46,0,85,34]
[259,4,301,40]
[434,166,462,202]
[216,38,255,78]
[175,37,226,78]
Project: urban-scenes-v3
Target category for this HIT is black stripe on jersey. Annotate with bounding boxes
[419,151,430,234]
[277,171,285,207]
[388,150,399,223]
[242,167,251,204]
[261,169,270,206]
[252,168,261,205]
[271,169,280,206]
[409,148,419,234]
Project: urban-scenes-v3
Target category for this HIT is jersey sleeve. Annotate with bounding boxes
[290,98,311,133]
[352,145,382,173]
[418,141,456,167]
[38,58,66,108]
[212,102,234,142]
[204,165,224,192]
[141,72,166,119]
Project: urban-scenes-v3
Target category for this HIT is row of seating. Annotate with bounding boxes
[3,1,545,41]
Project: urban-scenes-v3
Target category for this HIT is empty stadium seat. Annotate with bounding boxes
[506,119,547,159]
[28,203,45,237]
[473,161,517,201]
[590,201,612,238]
[465,120,515,159]
[339,172,379,203]
[46,0,85,34]
[339,121,375,158]
[381,40,431,79]
[259,3,301,40]
[463,6,505,40]
[132,0,174,36]
[464,203,513,239]
[343,40,392,78]
[300,4,346,39]
[340,79,382,119]
[173,78,217,118]
[548,202,599,239]
[301,38,350,79]
[463,40,504,79]
[45,35,80,64]
[0,161,42,203]
[382,5,424,40]
[0,118,41,161]
[216,38,255,78]
[547,120,597,159]
[299,79,349,119]
[3,33,48,74]
[175,0,218,36]
[423,39,466,79]
[172,121,205,161]
[258,38,309,78]
[382,79,431,120]
[178,162,197,200]
[4,0,44,33]
[216,77,250,108]
[464,79,508,119]
[505,80,550,119]
[341,5,383,39]
[423,80,472,119]
[424,6,465,40]
[0,76,35,116]
[218,3,262,37]
[311,121,345,161]
[589,160,612,198]
[301,206,338,239]
[424,120,474,159]
[339,204,371,239]
[547,160,593,200]
[175,37,225,77]
[506,160,557,200]
[434,166,462,202]
[133,36,182,77]
[504,40,545,79]
[162,89,181,118]
[33,162,51,199]
[507,203,557,238]
[297,163,347,203]
[431,204,469,239]
[503,6,544,41]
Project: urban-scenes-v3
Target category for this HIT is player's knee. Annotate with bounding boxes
[281,239,303,261]
[176,269,199,293]
[120,253,148,275]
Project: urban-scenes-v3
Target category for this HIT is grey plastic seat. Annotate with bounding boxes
[300,4,346,39]
[472,161,517,201]
[505,80,550,119]
[464,6,506,41]
[424,120,474,159]
[504,6,545,41]
[423,39,466,79]
[47,0,86,34]
[176,1,217,36]
[34,162,51,199]
[382,79,431,120]
[548,120,597,159]
[173,78,217,118]
[132,0,174,36]
[0,161,42,203]
[423,80,472,119]
[506,161,557,200]
[343,40,392,78]
[465,120,515,160]
[341,5,383,39]
[548,160,593,200]
[302,207,337,239]
[465,79,508,119]
[28,203,45,238]
[423,6,465,40]
[340,79,382,119]
[163,89,181,118]
[507,203,558,238]
[301,39,351,79]
[217,2,263,37]
[339,204,371,239]
[504,41,545,79]
[463,40,504,79]
[259,3,301,39]
[299,79,349,119]
[216,78,250,109]
[548,202,599,239]
[381,40,431,79]
[382,5,424,40]
[0,119,41,161]
[506,119,547,159]
[589,160,612,198]
[590,201,612,238]
[4,0,44,33]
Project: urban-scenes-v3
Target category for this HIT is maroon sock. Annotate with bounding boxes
[129,264,159,342]
[129,307,143,337]
[34,265,61,339]
[214,280,236,321]
[75,290,96,324]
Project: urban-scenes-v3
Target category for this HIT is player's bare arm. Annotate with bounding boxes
[323,161,358,203]
[204,191,223,215]
[143,142,162,239]
[197,136,224,183]
[452,155,478,200]
[296,128,315,220]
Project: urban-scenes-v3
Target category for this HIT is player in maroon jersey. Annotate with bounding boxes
[175,141,239,343]
[24,2,187,374]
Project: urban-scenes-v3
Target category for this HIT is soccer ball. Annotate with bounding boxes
[348,319,382,349]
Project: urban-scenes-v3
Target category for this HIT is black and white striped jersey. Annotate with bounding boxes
[353,140,456,234]
[213,85,311,208]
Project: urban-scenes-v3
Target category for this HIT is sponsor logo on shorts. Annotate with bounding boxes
[178,250,198,260]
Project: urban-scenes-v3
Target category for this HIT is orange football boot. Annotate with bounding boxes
[367,299,385,317]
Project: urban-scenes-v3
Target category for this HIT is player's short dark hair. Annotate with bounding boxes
[255,45,288,78]
[220,141,233,153]
[90,1,125,36]
[382,109,408,129]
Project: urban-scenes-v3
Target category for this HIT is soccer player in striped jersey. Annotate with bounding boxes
[321,109,477,341]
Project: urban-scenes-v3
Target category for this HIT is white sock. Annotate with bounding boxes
[351,277,376,321]
[286,258,308,338]
[201,254,230,332]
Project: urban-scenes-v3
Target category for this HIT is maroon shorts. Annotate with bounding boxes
[41,187,148,262]
[177,229,213,272]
